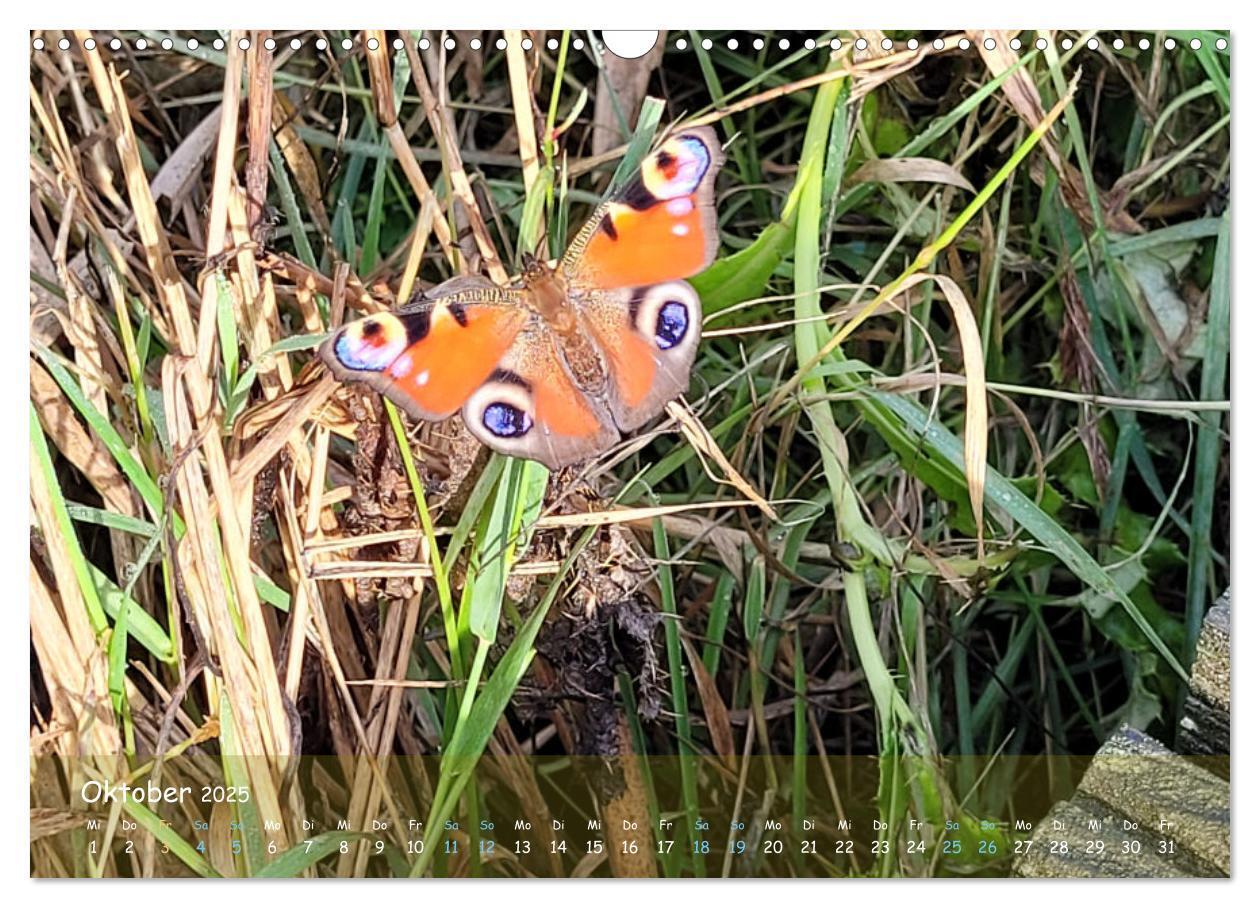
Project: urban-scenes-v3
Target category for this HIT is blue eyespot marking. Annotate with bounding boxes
[675,135,711,173]
[654,301,690,350]
[333,316,405,371]
[483,402,533,438]
[334,331,389,371]
[655,136,710,196]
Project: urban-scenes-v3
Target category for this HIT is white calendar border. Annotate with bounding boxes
[6,0,1247,896]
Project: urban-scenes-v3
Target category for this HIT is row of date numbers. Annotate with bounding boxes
[396,838,1013,856]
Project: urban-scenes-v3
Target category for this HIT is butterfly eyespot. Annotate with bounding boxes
[654,301,690,349]
[482,402,533,438]
[332,313,407,371]
[644,135,711,200]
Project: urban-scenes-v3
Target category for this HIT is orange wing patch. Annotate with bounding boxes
[579,199,708,290]
[532,372,604,438]
[566,126,724,291]
[395,305,526,416]
[460,325,621,470]
[322,294,528,422]
[585,313,657,409]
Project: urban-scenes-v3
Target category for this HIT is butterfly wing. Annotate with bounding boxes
[324,126,725,470]
[559,125,722,432]
[460,321,619,471]
[320,275,529,422]
[578,281,703,433]
[563,125,724,290]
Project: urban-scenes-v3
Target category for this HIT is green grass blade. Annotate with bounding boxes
[608,97,665,192]
[31,403,107,634]
[1184,207,1229,658]
[34,349,169,527]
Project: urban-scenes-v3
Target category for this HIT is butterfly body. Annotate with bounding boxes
[322,126,724,470]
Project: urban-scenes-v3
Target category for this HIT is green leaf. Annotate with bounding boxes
[33,349,170,529]
[252,572,292,612]
[218,694,267,873]
[68,504,157,536]
[742,552,765,642]
[467,457,546,643]
[411,526,599,876]
[1185,207,1230,658]
[693,217,794,315]
[214,272,239,392]
[608,96,666,193]
[90,563,175,663]
[226,333,327,427]
[31,404,107,635]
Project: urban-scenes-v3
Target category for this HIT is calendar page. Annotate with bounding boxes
[27,27,1231,880]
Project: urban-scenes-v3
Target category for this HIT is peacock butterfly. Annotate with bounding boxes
[321,125,724,470]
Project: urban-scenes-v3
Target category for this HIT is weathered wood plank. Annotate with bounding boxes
[1015,798,1194,878]
[1015,586,1231,878]
[1180,589,1230,757]
[1081,726,1229,876]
